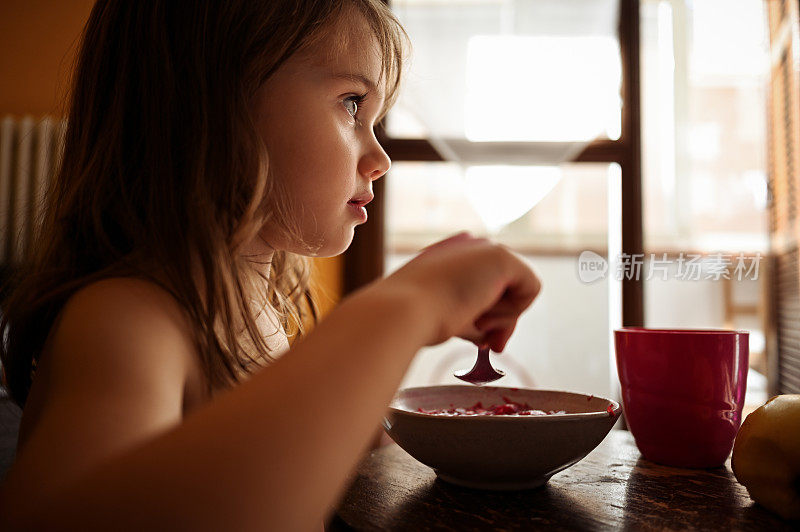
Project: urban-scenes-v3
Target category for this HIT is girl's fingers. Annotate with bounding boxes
[485,316,519,352]
[419,232,492,259]
[461,251,538,348]
[487,312,522,352]
[393,235,541,349]
[474,314,518,336]
[486,328,513,353]
[460,314,520,352]
[473,300,526,327]
[474,275,540,330]
[507,265,542,310]
[455,324,484,346]
[420,231,474,254]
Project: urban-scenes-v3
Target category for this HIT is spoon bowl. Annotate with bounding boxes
[454,347,505,385]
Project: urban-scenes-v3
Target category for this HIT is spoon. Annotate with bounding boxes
[454,346,505,385]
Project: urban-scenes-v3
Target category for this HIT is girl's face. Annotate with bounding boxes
[251,16,391,258]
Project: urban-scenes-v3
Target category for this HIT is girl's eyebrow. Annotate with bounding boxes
[328,71,382,97]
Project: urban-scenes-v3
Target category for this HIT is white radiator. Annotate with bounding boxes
[0,116,67,265]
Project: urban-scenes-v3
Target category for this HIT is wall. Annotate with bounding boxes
[0,0,94,116]
[0,0,342,314]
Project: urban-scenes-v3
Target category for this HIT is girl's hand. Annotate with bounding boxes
[379,232,541,352]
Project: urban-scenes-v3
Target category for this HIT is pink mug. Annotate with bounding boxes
[614,328,749,468]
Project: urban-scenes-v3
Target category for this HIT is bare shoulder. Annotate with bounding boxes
[41,276,200,393]
[9,277,204,495]
[60,276,191,336]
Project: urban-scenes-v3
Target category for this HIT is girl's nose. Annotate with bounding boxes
[359,139,391,181]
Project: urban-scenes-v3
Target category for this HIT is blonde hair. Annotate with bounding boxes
[0,0,408,405]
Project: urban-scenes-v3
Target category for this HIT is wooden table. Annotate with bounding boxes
[330,430,792,531]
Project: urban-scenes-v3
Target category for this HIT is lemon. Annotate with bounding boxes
[732,394,800,520]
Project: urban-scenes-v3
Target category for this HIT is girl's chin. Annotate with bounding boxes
[318,234,356,258]
[290,230,355,258]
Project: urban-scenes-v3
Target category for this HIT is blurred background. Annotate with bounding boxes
[1,0,798,420]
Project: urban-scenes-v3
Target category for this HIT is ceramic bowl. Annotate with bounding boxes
[382,385,621,490]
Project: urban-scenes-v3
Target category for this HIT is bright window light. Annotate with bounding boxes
[464,165,561,232]
[465,36,622,142]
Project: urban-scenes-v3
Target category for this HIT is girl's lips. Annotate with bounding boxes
[348,193,374,206]
[347,201,368,223]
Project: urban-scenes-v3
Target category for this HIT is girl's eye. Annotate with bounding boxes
[344,97,358,117]
[343,95,365,119]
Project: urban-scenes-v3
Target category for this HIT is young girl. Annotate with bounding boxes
[0,1,540,529]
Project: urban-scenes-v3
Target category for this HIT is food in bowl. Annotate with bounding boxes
[416,396,566,416]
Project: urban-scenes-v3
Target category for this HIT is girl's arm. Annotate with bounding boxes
[0,236,539,530]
